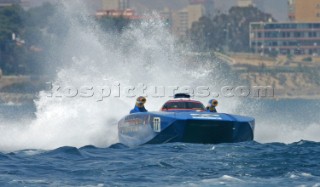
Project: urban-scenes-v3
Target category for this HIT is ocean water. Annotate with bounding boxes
[0,1,320,186]
[2,142,320,187]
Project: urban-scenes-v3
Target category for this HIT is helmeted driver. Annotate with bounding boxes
[130,96,148,114]
[206,99,218,113]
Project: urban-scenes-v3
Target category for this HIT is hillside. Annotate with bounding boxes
[229,53,320,99]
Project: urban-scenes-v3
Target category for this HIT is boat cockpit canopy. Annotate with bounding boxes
[162,101,205,111]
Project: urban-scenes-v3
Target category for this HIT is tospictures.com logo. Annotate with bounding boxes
[46,82,274,101]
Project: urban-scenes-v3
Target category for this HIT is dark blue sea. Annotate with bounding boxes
[1,141,320,187]
[0,99,319,187]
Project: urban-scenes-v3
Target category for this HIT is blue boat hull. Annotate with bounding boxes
[118,112,255,147]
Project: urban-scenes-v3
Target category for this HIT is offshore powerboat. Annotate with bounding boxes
[118,94,255,147]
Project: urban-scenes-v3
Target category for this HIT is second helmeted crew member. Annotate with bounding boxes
[206,99,218,113]
[130,96,148,114]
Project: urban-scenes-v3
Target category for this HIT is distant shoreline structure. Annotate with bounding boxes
[0,75,319,104]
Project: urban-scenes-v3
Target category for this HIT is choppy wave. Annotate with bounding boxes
[0,142,319,186]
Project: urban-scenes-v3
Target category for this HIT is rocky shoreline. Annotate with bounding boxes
[0,74,319,104]
[0,76,45,104]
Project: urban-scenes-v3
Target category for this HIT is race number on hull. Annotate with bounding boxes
[153,117,161,132]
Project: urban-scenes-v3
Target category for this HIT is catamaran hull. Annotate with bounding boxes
[118,112,255,147]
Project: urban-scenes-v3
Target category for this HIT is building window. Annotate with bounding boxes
[286,32,290,38]
[309,32,316,37]
[294,32,302,37]
[257,32,262,38]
